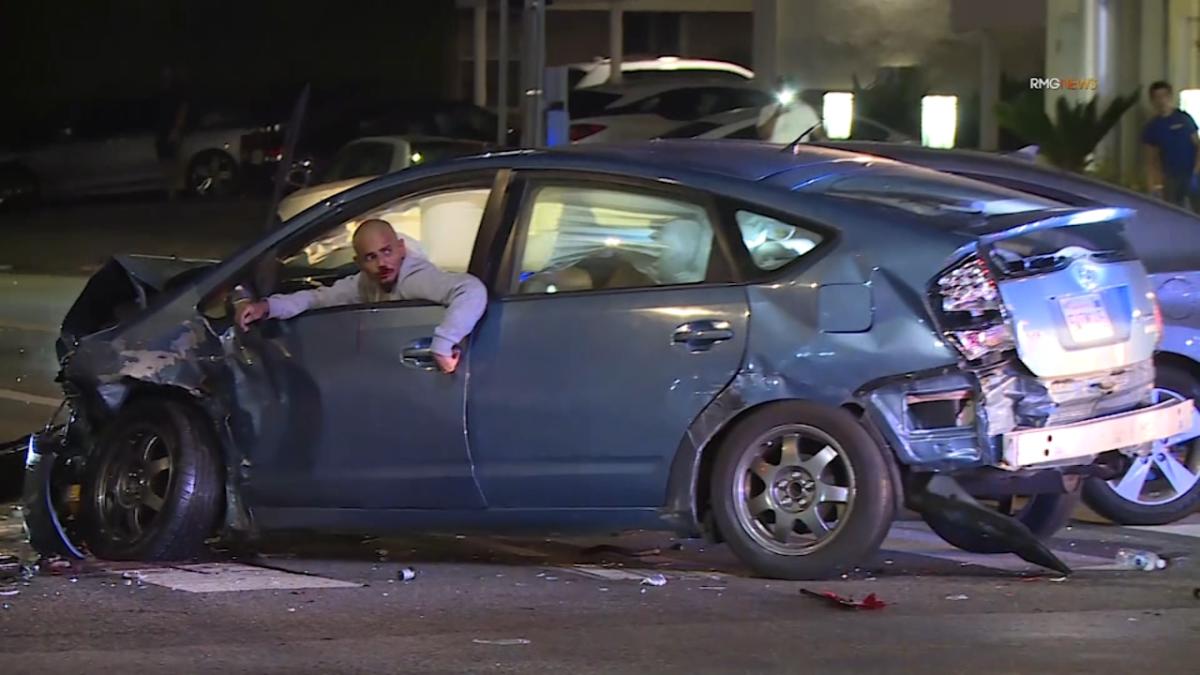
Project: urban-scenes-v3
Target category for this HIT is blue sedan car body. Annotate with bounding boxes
[27,141,1185,577]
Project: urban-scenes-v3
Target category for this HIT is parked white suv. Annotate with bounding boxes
[567,56,754,89]
[570,81,774,143]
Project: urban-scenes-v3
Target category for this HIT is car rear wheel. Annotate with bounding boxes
[187,150,239,198]
[1082,364,1200,525]
[922,488,1080,554]
[81,400,224,560]
[710,402,895,580]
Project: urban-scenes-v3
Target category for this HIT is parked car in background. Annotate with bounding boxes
[26,142,1189,580]
[568,56,754,89]
[816,141,1200,525]
[278,135,489,221]
[659,114,912,143]
[569,81,773,143]
[2,101,278,201]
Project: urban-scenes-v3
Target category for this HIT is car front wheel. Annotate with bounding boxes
[1082,364,1200,525]
[81,400,224,560]
[710,402,895,580]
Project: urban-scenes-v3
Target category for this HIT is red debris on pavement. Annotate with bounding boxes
[800,588,887,610]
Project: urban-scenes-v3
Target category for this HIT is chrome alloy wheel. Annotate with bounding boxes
[732,424,856,556]
[1108,387,1200,505]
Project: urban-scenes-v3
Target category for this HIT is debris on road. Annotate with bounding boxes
[1114,549,1167,571]
[398,567,417,582]
[800,589,887,610]
[640,574,668,587]
[945,594,970,601]
[472,638,531,646]
[581,544,662,558]
[0,588,20,597]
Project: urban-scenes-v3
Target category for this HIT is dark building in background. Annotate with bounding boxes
[0,0,459,142]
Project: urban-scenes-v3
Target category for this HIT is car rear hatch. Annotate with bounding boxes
[935,207,1160,379]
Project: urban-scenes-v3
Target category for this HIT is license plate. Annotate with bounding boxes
[1059,293,1113,344]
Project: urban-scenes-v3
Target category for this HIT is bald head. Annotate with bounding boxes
[352,219,405,288]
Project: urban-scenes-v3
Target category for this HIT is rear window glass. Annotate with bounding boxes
[569,90,623,118]
[812,167,1062,220]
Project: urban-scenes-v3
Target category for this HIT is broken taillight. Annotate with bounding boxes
[933,256,1015,363]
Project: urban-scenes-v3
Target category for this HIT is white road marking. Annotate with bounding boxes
[1129,522,1200,538]
[885,522,1118,572]
[0,319,58,333]
[115,563,361,593]
[0,388,61,407]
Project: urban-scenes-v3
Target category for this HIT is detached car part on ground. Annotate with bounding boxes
[818,141,1200,525]
[21,142,1194,579]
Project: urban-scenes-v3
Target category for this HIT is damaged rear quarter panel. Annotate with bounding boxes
[663,198,968,532]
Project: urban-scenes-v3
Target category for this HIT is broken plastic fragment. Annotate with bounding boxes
[800,588,887,610]
[472,638,531,646]
[945,594,970,601]
[398,567,417,582]
[640,574,668,587]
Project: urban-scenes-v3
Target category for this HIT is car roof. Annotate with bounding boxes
[482,140,888,184]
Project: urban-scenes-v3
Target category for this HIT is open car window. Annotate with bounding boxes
[280,187,491,284]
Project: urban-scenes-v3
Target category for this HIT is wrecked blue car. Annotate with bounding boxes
[23,141,1195,579]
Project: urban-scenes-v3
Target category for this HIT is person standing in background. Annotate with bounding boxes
[1142,80,1200,209]
[156,65,190,201]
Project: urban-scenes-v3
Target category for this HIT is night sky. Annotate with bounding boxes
[0,0,459,139]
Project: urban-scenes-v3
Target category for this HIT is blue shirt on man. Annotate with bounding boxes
[1142,109,1199,177]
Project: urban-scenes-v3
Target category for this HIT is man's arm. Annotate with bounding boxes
[398,260,487,357]
[258,274,361,321]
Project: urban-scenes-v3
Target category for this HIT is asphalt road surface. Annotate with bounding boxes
[1,507,1198,674]
[1,198,1198,673]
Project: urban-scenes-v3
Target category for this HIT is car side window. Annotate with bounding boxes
[281,186,491,283]
[736,211,822,272]
[514,184,718,295]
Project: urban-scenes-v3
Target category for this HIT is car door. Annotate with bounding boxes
[465,174,750,508]
[236,173,502,510]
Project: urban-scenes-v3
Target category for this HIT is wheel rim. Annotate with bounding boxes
[191,155,234,196]
[1105,387,1200,506]
[731,424,856,556]
[94,425,174,545]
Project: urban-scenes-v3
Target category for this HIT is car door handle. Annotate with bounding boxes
[401,338,438,370]
[673,320,734,352]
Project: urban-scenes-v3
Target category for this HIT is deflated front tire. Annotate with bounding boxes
[80,400,224,561]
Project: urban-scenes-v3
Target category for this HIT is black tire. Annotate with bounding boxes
[922,488,1080,554]
[1082,363,1200,525]
[710,402,896,580]
[186,150,239,198]
[81,400,224,560]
